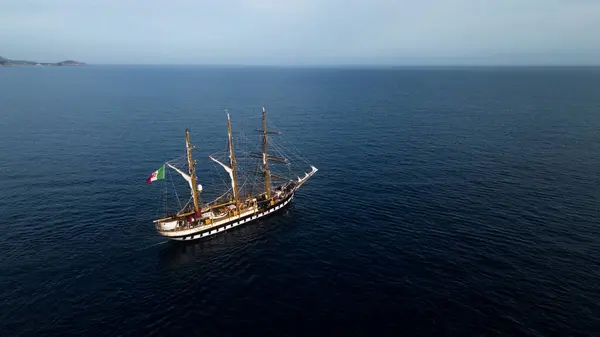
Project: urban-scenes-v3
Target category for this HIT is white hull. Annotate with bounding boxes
[163,194,294,241]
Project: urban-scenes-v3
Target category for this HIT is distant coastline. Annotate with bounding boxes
[0,56,85,67]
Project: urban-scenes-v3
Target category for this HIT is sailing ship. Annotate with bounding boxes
[147,106,318,241]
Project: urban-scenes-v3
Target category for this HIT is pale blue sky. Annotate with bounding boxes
[1,0,599,65]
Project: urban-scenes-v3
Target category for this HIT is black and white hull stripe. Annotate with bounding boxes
[162,193,294,241]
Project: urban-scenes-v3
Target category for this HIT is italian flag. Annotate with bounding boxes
[146,165,165,183]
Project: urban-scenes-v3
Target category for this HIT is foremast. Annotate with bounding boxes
[185,129,201,213]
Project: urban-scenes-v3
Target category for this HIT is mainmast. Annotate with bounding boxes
[261,106,272,199]
[226,110,240,207]
[185,129,201,213]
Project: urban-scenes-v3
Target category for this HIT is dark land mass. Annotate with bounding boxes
[0,56,85,66]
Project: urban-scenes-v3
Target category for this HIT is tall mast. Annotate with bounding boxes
[185,129,201,213]
[226,110,239,206]
[262,106,272,199]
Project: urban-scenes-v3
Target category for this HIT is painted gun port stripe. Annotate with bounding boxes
[170,194,294,241]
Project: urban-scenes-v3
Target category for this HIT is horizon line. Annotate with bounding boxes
[84,63,600,68]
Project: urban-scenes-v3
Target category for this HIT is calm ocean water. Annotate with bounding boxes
[1,66,600,336]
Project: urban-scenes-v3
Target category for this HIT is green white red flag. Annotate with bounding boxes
[146,165,165,183]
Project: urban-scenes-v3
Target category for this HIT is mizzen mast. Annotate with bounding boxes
[185,128,201,213]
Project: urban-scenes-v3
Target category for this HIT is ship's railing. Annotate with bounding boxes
[156,203,259,233]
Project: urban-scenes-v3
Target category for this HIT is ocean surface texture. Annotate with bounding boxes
[1,66,600,336]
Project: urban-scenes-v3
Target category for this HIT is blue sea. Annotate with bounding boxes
[1,66,600,336]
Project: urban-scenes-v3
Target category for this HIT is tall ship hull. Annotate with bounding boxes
[146,106,317,242]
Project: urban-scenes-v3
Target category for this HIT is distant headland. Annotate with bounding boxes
[0,56,86,67]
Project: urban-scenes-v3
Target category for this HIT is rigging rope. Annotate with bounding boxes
[154,109,313,214]
[167,168,182,210]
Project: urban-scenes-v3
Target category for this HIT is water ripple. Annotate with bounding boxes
[2,67,600,336]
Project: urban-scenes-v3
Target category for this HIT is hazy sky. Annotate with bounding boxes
[1,0,599,65]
